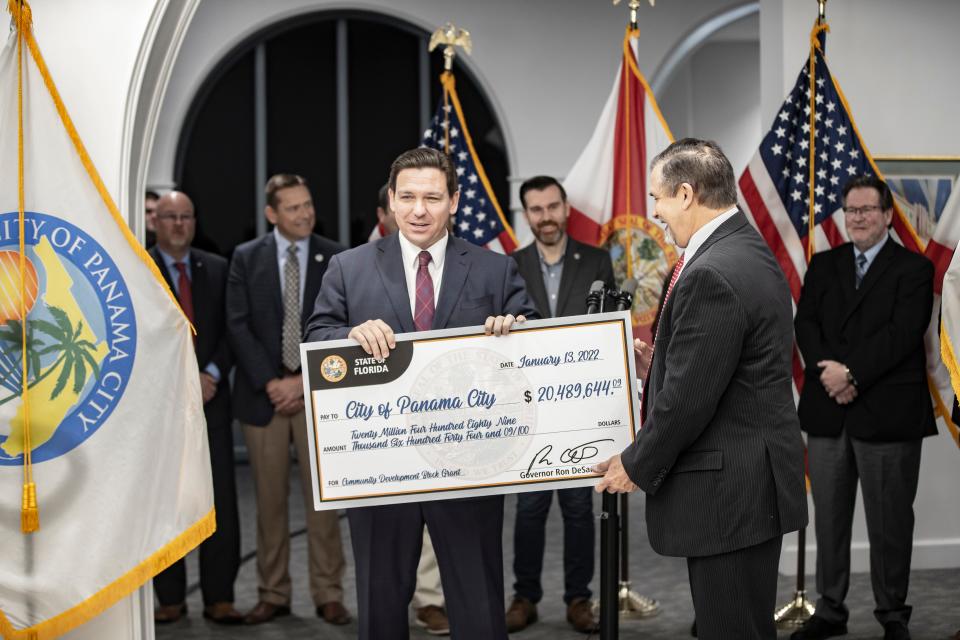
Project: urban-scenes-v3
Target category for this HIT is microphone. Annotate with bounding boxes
[613,278,638,312]
[585,280,606,315]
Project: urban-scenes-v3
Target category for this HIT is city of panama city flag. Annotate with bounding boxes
[938,188,960,444]
[562,27,674,345]
[0,4,214,638]
[421,71,517,254]
[736,19,957,443]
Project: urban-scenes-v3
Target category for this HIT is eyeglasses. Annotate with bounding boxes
[842,205,882,217]
[156,214,195,223]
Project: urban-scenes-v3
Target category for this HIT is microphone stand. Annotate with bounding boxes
[610,288,659,621]
[596,288,620,639]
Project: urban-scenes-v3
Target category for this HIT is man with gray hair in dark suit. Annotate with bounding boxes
[595,138,808,640]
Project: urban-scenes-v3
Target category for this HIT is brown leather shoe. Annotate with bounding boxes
[506,596,537,632]
[242,601,291,625]
[415,605,450,636]
[566,597,599,633]
[316,601,351,625]
[154,603,186,624]
[202,602,244,625]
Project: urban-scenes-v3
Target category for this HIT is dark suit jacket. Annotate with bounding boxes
[795,238,936,442]
[149,246,232,429]
[305,233,537,342]
[226,232,344,426]
[621,212,808,558]
[512,237,614,318]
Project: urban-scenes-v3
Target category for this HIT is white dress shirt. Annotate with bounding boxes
[676,206,739,277]
[398,231,447,315]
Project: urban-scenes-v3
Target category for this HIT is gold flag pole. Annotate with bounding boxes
[597,0,663,627]
[774,0,825,629]
[428,23,472,154]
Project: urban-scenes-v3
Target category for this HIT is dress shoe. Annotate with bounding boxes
[202,602,243,625]
[505,596,538,632]
[566,597,599,633]
[883,621,911,640]
[154,603,186,624]
[243,601,290,625]
[317,601,351,625]
[790,615,848,640]
[415,605,450,636]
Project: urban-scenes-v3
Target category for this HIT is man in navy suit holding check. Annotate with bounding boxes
[305,147,537,639]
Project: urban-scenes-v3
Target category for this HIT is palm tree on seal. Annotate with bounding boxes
[0,306,101,406]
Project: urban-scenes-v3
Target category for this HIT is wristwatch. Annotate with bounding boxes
[844,365,858,388]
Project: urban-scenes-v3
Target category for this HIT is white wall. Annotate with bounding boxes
[658,40,761,177]
[762,0,960,156]
[147,0,751,207]
[23,1,156,203]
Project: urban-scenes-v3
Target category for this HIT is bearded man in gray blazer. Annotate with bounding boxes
[596,138,808,640]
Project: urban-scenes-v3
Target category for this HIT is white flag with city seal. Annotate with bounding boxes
[0,5,214,639]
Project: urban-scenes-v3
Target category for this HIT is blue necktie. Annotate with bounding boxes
[855,253,867,289]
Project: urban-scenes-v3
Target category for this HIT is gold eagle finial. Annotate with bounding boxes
[612,0,656,29]
[429,22,472,71]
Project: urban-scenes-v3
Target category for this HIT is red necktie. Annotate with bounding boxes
[413,251,435,331]
[175,262,196,328]
[641,253,685,423]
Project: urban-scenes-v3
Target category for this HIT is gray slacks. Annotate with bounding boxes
[807,430,922,626]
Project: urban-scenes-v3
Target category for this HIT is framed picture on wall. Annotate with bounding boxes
[874,156,960,245]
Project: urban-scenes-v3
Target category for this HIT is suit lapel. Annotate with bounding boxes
[302,235,327,325]
[190,251,208,333]
[258,234,284,318]
[434,236,471,329]
[149,247,176,295]
[842,237,896,326]
[516,244,551,318]
[555,238,581,317]
[376,234,416,333]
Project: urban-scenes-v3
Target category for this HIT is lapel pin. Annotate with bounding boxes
[574,253,581,260]
[315,254,324,263]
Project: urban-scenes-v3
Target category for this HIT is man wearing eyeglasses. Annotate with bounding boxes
[792,176,936,640]
[149,191,242,624]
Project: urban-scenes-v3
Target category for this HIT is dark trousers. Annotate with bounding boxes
[808,431,922,626]
[687,535,782,640]
[512,488,594,604]
[348,495,507,640]
[154,421,240,605]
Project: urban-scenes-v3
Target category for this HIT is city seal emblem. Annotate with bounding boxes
[0,211,137,465]
[320,354,347,383]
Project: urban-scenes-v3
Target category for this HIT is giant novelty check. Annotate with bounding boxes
[301,311,639,510]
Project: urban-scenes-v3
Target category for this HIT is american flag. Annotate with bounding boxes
[421,72,517,254]
[738,24,926,394]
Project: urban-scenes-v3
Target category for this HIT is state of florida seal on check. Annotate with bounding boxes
[301,311,639,510]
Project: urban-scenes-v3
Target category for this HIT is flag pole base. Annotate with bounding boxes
[592,583,660,620]
[618,582,660,619]
[774,590,815,629]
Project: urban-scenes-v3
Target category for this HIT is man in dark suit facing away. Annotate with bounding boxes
[595,138,808,640]
[305,147,538,640]
[791,176,935,640]
[226,174,350,626]
[505,175,613,634]
[149,191,241,624]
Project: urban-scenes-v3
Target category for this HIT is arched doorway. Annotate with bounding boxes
[174,10,511,256]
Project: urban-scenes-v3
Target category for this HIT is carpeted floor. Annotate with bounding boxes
[154,461,959,639]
